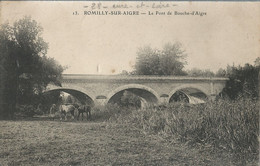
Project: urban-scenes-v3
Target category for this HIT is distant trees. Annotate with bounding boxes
[186,68,215,77]
[0,16,65,119]
[133,43,218,77]
[120,91,141,108]
[134,42,187,75]
[215,68,227,77]
[119,70,130,76]
[254,57,260,67]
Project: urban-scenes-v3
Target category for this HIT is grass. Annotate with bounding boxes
[0,99,259,165]
[0,120,242,166]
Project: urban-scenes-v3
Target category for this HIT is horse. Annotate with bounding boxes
[59,104,77,120]
[77,105,91,121]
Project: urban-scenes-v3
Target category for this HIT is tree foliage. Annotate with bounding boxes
[120,91,141,108]
[219,59,260,100]
[134,42,187,75]
[186,68,215,77]
[0,16,65,119]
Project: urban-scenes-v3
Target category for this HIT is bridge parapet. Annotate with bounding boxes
[62,74,228,82]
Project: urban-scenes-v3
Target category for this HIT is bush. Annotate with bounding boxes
[34,108,44,116]
[16,105,36,117]
[120,91,141,108]
[91,104,132,122]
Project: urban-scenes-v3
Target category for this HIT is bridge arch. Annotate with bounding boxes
[105,84,160,105]
[44,88,95,106]
[168,85,209,103]
[46,84,96,101]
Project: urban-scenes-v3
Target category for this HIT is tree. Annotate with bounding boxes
[120,91,141,108]
[186,68,215,77]
[221,60,260,100]
[254,57,260,67]
[0,24,18,119]
[134,42,187,75]
[0,16,65,119]
[119,70,129,75]
[215,68,227,77]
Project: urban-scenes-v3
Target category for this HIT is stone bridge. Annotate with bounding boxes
[46,74,228,106]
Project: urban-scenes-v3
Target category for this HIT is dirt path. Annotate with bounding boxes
[0,120,244,165]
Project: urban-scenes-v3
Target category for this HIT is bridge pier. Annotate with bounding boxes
[209,94,217,101]
[94,99,106,106]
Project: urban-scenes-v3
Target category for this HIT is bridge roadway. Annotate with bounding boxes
[46,74,228,106]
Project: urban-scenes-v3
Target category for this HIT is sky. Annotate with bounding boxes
[1,1,260,75]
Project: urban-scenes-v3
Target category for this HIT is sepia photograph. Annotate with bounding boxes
[0,1,259,165]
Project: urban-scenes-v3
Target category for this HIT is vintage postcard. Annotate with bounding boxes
[0,1,259,165]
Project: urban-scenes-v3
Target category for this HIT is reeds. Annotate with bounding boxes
[108,99,259,158]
